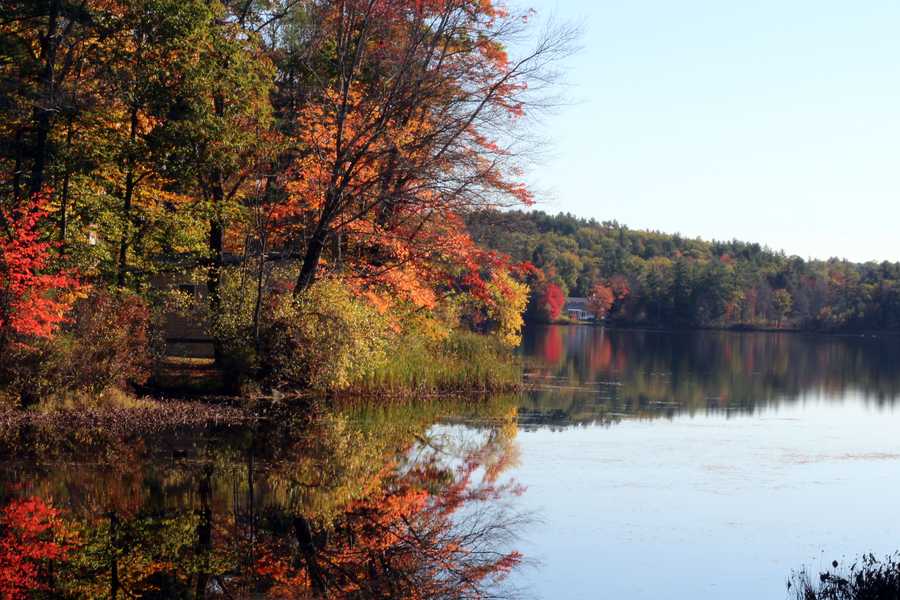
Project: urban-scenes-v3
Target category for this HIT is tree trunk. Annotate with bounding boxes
[30,0,61,197]
[206,89,227,364]
[59,115,74,242]
[207,91,226,317]
[207,216,223,312]
[12,128,24,204]
[117,107,139,288]
[294,225,329,296]
[252,242,266,347]
[250,173,275,349]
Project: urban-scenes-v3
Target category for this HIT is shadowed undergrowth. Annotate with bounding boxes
[0,396,250,456]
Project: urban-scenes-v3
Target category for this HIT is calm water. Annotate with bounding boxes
[3,326,900,598]
[516,326,900,599]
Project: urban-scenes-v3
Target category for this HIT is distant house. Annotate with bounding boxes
[564,297,596,321]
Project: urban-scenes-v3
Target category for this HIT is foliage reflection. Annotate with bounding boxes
[521,326,900,426]
[0,399,525,599]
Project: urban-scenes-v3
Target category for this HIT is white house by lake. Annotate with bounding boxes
[564,297,596,321]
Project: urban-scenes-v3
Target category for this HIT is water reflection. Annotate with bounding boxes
[513,327,900,600]
[521,325,900,426]
[0,399,525,599]
[7,328,900,599]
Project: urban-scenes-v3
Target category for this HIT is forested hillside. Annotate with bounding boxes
[467,210,900,331]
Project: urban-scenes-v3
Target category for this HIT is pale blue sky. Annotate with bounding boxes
[524,0,900,262]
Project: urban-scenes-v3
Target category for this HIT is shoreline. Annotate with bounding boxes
[528,320,900,339]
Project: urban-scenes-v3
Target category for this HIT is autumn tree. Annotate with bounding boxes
[264,0,573,304]
[608,274,630,303]
[0,193,81,350]
[539,281,565,321]
[92,0,217,287]
[587,282,614,320]
[588,277,628,320]
[0,0,97,205]
[1,0,273,290]
[184,5,275,316]
[772,288,793,328]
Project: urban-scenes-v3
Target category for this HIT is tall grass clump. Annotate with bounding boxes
[788,554,900,600]
[359,330,522,395]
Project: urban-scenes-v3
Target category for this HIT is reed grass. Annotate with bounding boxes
[354,330,523,396]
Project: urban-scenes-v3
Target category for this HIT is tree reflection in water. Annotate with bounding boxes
[521,326,900,426]
[0,398,526,599]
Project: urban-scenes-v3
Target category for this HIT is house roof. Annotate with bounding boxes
[564,297,590,310]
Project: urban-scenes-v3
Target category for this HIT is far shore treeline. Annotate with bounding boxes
[469,210,900,332]
[0,0,575,404]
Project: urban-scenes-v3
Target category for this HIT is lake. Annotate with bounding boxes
[3,326,900,598]
[516,326,900,599]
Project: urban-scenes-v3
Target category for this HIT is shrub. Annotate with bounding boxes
[788,554,900,600]
[0,341,60,407]
[62,290,158,395]
[260,278,390,391]
[459,270,529,348]
[0,290,157,406]
[208,267,264,385]
[486,271,529,347]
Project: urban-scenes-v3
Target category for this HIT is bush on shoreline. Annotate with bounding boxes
[206,272,523,397]
[0,289,159,407]
[788,554,900,600]
[260,278,390,391]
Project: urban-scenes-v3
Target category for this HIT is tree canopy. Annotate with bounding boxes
[468,209,900,331]
[0,0,573,360]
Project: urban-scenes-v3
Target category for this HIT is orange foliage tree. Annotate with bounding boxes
[588,276,629,320]
[270,0,573,306]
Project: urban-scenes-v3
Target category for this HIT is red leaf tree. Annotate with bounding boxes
[540,282,565,321]
[588,277,630,320]
[0,194,81,347]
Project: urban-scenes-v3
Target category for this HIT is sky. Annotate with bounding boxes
[521,0,900,262]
